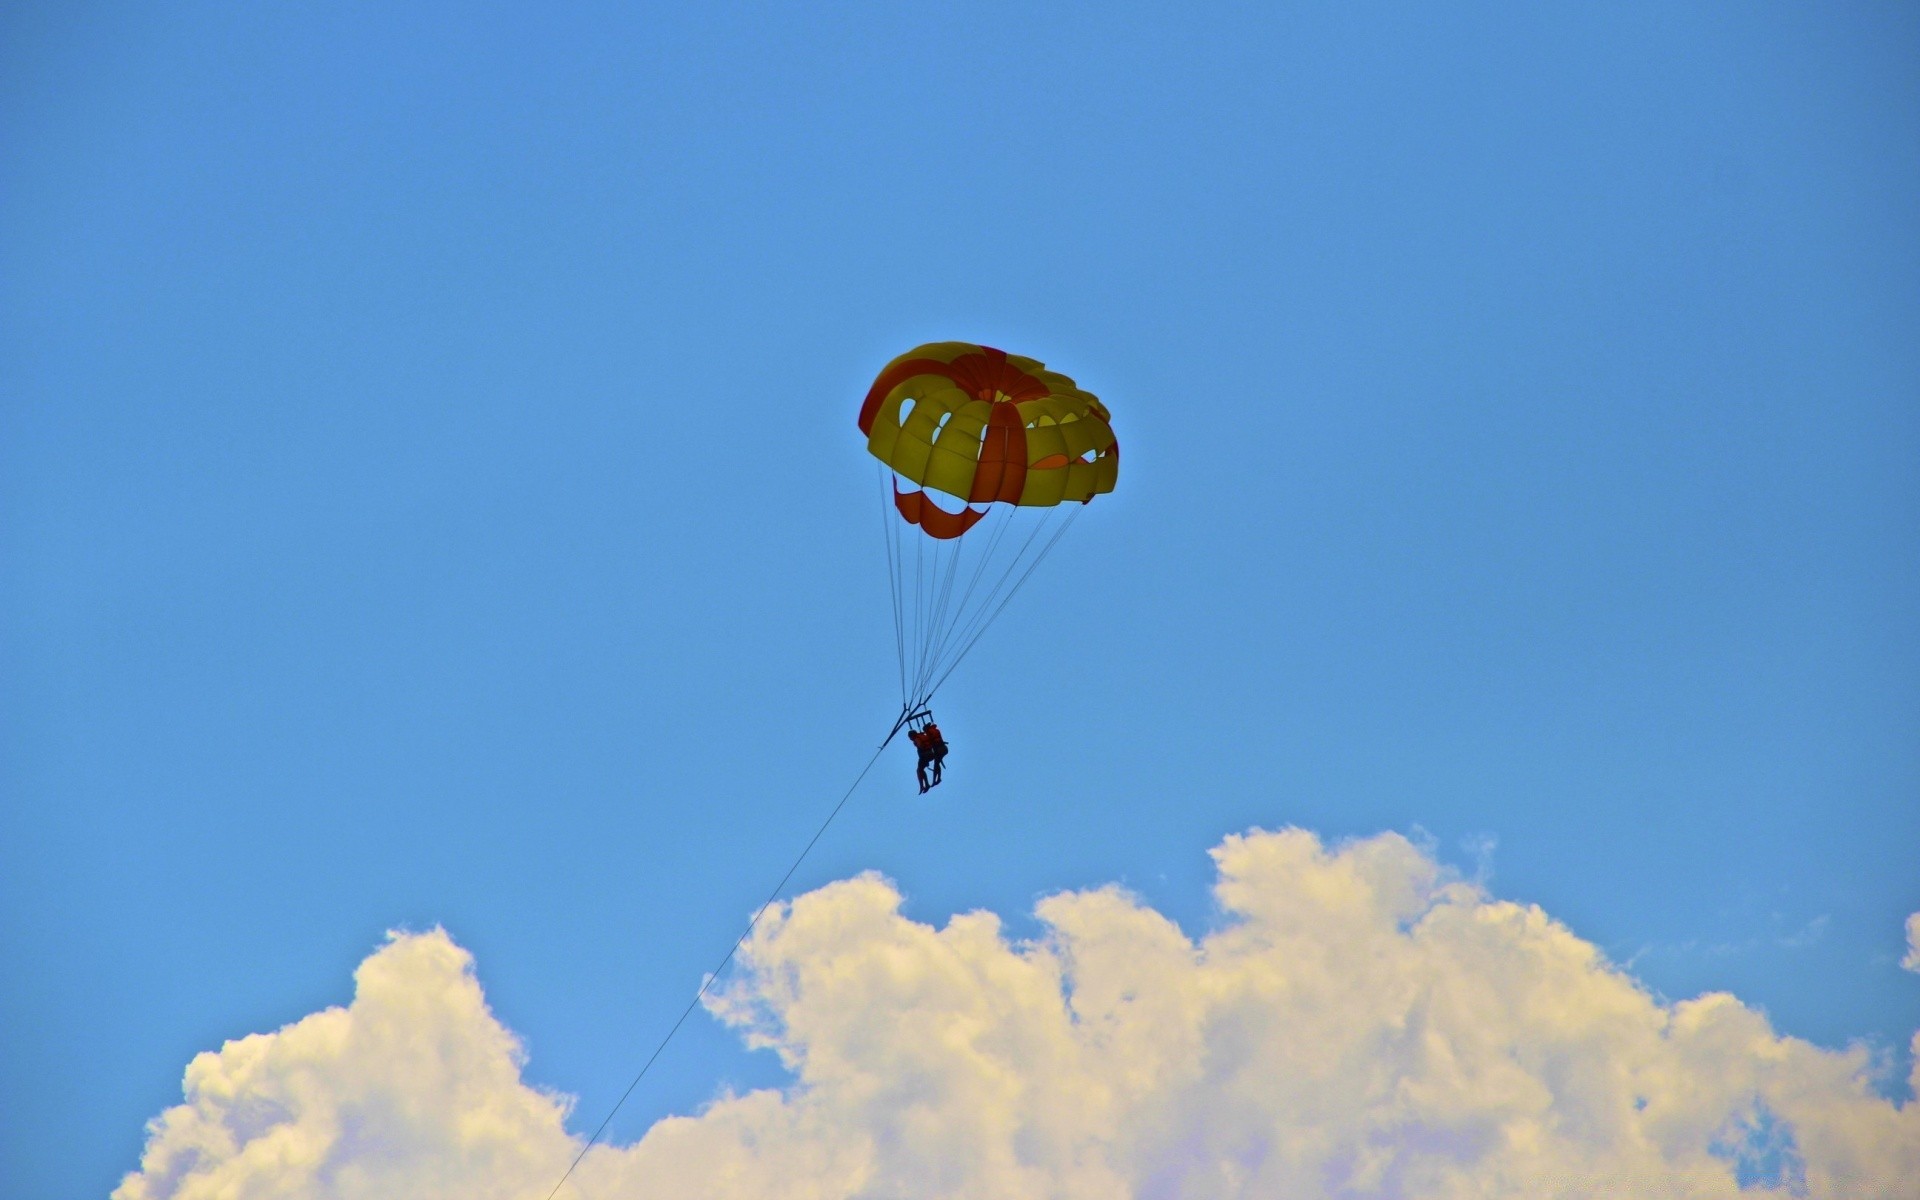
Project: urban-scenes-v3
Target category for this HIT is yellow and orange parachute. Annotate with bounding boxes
[858,342,1119,539]
[858,342,1118,713]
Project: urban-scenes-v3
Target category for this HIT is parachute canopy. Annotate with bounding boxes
[858,342,1118,539]
[860,343,1118,713]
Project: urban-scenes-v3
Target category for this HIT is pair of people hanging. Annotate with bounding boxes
[907,719,948,793]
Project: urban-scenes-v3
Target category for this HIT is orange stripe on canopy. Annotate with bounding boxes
[967,401,1028,505]
[857,357,956,435]
[943,346,1051,404]
[894,486,987,540]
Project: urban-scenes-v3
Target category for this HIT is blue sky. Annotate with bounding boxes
[4,4,1916,1196]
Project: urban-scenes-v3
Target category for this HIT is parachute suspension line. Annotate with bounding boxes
[892,480,910,705]
[916,523,952,701]
[907,531,938,702]
[542,731,898,1200]
[879,464,908,706]
[909,530,959,700]
[894,485,917,703]
[924,508,1072,704]
[912,520,927,706]
[904,508,985,711]
[911,529,968,704]
[926,505,1080,703]
[909,513,965,703]
[878,479,1086,716]
[913,504,1017,702]
[923,503,1063,691]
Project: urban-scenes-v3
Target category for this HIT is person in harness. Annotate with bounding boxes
[907,724,934,793]
[921,719,948,789]
[904,715,950,793]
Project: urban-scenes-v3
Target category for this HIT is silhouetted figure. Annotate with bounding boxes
[907,726,933,792]
[922,721,948,787]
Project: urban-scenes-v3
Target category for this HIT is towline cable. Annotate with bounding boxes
[541,709,921,1200]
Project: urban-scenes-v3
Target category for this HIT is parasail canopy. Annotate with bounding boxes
[859,342,1118,714]
[859,342,1118,539]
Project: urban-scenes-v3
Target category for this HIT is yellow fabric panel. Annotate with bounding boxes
[875,391,925,474]
[1015,395,1114,458]
[1084,454,1119,495]
[1024,422,1068,462]
[924,443,981,498]
[1016,398,1074,426]
[897,396,949,448]
[872,380,998,498]
[918,394,984,490]
[1060,417,1111,459]
[1019,463,1070,507]
[868,377,947,486]
[886,429,932,484]
[933,395,991,431]
[867,394,905,458]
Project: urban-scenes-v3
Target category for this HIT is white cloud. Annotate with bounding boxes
[120,828,1920,1200]
[115,931,576,1200]
[1904,912,1920,974]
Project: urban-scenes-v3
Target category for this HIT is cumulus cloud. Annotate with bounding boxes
[1905,913,1920,974]
[120,828,1919,1200]
[115,931,576,1200]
